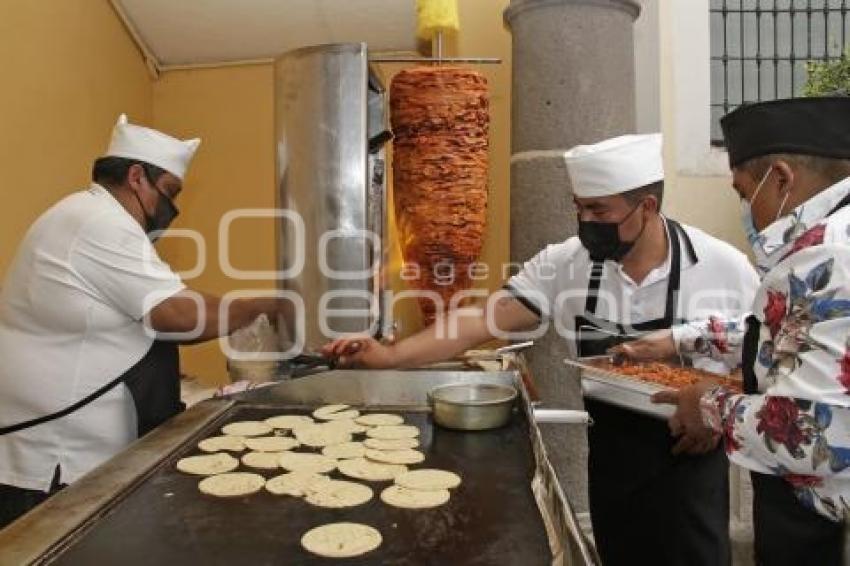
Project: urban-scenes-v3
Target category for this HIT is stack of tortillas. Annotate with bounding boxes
[174,404,463,559]
[381,468,462,509]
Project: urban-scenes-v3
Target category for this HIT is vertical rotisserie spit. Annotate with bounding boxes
[390,66,489,325]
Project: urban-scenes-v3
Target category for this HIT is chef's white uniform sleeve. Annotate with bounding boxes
[70,213,186,321]
[503,244,563,320]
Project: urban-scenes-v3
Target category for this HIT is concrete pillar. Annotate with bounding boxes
[504,0,640,513]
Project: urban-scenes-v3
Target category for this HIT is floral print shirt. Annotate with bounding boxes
[675,176,850,522]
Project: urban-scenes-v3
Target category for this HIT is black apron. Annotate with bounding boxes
[0,340,183,438]
[576,220,731,566]
[744,194,850,566]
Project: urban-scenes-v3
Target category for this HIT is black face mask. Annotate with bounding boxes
[135,173,179,242]
[578,201,646,262]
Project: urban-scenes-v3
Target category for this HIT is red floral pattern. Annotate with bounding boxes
[839,346,850,394]
[785,474,824,489]
[695,183,850,522]
[763,290,787,340]
[723,416,740,453]
[783,224,826,260]
[755,397,808,453]
[707,316,729,353]
[713,391,742,453]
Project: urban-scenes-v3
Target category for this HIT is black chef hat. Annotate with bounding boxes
[720,96,850,168]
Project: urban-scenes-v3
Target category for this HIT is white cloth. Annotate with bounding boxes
[106,114,200,180]
[564,133,664,198]
[0,184,185,491]
[507,219,760,368]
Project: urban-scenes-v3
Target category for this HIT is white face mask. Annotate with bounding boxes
[739,166,791,273]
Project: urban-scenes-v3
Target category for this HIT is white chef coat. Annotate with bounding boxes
[0,184,185,491]
[506,218,760,367]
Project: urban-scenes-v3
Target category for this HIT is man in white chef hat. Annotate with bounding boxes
[323,133,760,565]
[0,115,280,528]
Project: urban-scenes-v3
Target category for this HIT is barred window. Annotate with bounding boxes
[710,0,850,144]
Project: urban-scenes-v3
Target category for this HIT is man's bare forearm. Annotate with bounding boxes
[388,297,539,368]
[149,291,274,344]
[389,309,495,368]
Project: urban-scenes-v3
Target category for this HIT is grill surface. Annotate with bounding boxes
[49,404,551,565]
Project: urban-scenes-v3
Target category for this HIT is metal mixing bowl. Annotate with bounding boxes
[429,383,518,431]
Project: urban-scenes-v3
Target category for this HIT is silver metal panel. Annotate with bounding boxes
[581,376,673,420]
[517,381,600,566]
[368,150,390,338]
[564,358,674,420]
[274,43,375,351]
[367,65,392,338]
[234,369,518,407]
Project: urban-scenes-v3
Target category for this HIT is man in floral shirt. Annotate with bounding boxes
[617,96,850,565]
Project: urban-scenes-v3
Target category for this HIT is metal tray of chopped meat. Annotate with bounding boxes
[565,357,674,420]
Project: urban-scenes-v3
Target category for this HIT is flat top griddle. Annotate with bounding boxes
[49,405,551,566]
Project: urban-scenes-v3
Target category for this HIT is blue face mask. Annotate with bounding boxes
[739,166,790,273]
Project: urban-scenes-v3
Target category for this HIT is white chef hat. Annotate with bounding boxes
[104,114,200,181]
[564,133,664,198]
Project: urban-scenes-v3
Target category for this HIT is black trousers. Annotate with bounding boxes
[587,401,731,566]
[751,471,845,566]
[0,467,64,530]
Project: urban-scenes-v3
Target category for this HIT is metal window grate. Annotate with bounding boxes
[710,0,850,144]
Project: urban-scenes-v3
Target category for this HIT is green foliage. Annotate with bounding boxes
[805,48,850,97]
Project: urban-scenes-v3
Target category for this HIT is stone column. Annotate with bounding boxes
[504,0,640,513]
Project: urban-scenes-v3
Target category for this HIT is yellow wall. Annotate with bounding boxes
[0,0,152,275]
[153,0,512,385]
[152,65,277,385]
